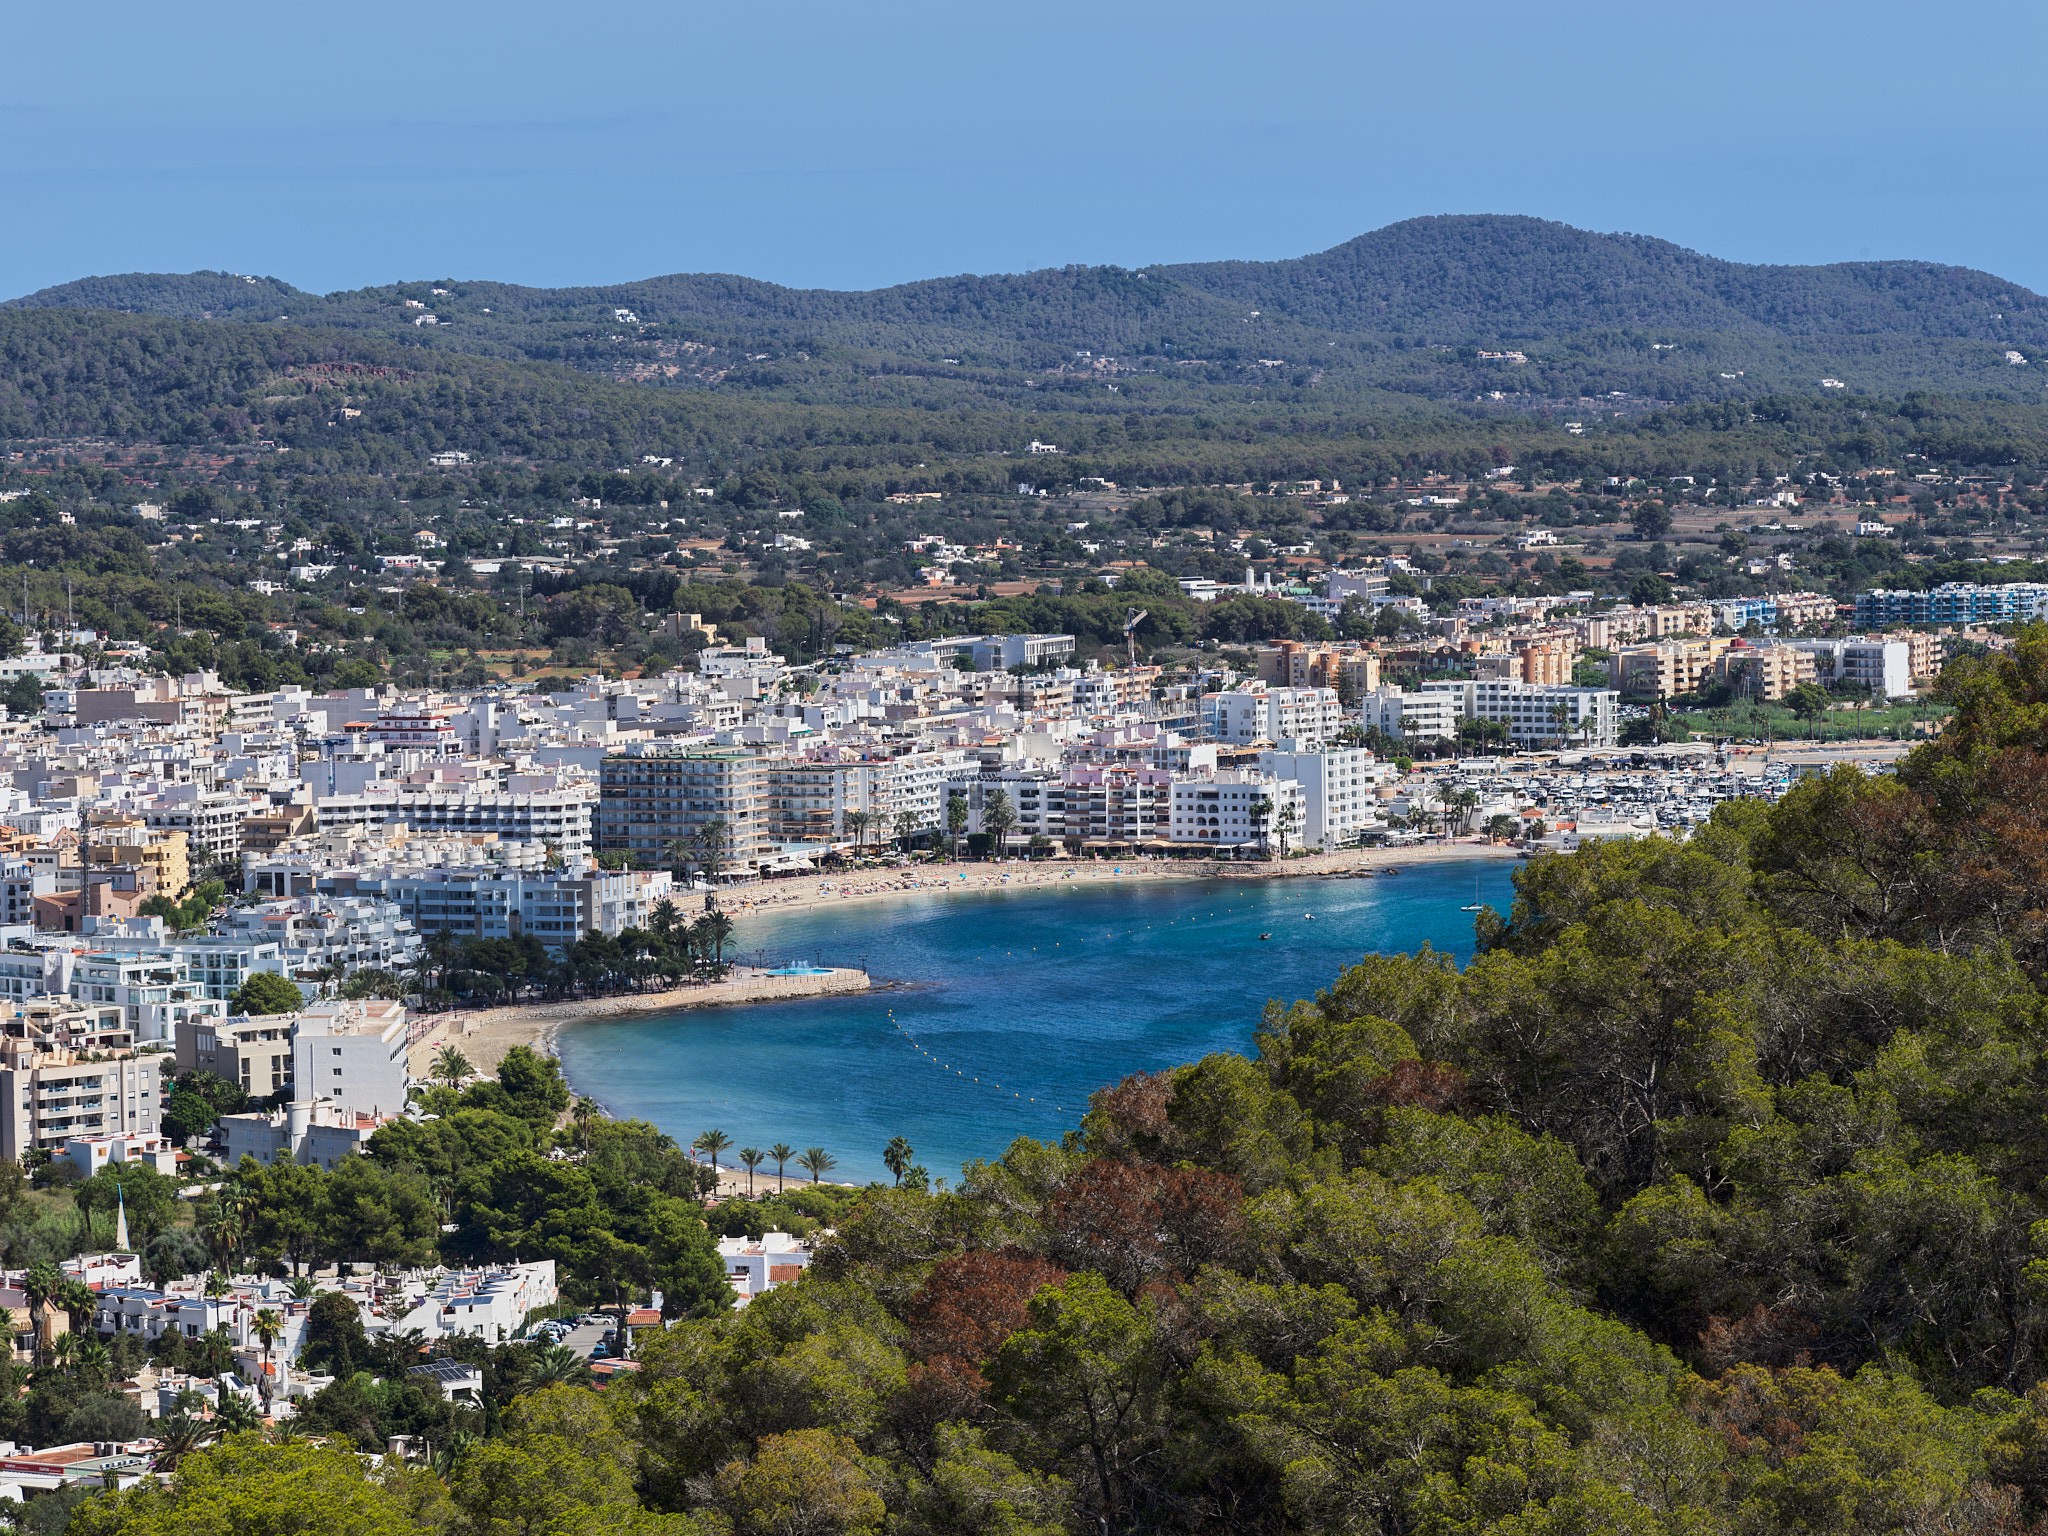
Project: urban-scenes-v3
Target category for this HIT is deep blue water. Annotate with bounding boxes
[554,860,1518,1184]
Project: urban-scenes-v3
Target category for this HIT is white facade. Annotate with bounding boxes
[393,1262,559,1342]
[0,1040,162,1162]
[1785,638,1913,699]
[717,1232,812,1302]
[1167,770,1306,853]
[291,999,410,1120]
[1419,680,1620,749]
[313,786,596,859]
[216,1097,385,1169]
[1258,748,1382,851]
[1212,687,1345,749]
[1362,687,1460,744]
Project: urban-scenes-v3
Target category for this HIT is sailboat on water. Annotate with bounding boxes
[1459,874,1486,913]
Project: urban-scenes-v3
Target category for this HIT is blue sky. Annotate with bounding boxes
[7,0,2044,298]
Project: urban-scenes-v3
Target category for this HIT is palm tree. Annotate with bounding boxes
[797,1147,836,1186]
[689,819,731,885]
[205,1270,230,1300]
[738,1148,764,1197]
[893,811,917,853]
[693,1129,733,1184]
[662,837,695,881]
[881,1136,914,1187]
[56,1278,96,1342]
[945,794,968,858]
[844,810,872,858]
[152,1412,206,1470]
[698,910,735,968]
[286,1275,316,1302]
[22,1261,60,1368]
[649,897,680,942]
[213,1389,261,1435]
[769,1143,794,1193]
[429,1045,474,1091]
[1246,796,1275,858]
[429,1428,476,1477]
[982,789,1016,860]
[1448,787,1480,840]
[1549,698,1573,750]
[72,1337,110,1389]
[252,1308,283,1406]
[202,1186,249,1270]
[524,1343,594,1389]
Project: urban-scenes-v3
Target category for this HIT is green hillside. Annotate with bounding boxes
[12,217,2048,405]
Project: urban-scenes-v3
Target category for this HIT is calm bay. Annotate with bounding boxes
[554,859,1520,1184]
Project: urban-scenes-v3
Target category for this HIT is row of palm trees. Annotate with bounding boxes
[402,901,738,1007]
[839,810,922,858]
[690,1132,837,1195]
[690,1133,922,1192]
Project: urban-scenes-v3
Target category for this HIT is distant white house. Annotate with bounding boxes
[717,1232,812,1303]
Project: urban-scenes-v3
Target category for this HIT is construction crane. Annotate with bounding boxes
[1123,608,1148,670]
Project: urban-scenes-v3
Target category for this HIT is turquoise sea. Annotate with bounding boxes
[554,859,1520,1184]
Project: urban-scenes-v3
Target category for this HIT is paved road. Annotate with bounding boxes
[558,1321,611,1360]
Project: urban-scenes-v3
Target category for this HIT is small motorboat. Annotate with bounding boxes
[1303,913,1314,921]
[1257,932,1272,941]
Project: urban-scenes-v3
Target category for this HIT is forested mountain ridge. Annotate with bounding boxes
[12,216,2048,404]
[1162,214,2048,341]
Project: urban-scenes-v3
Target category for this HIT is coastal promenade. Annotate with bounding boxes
[406,964,870,1077]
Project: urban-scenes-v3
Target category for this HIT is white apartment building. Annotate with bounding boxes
[71,951,236,1044]
[1168,770,1306,854]
[1361,687,1461,745]
[769,749,976,845]
[0,1023,163,1162]
[141,791,248,865]
[947,768,1064,849]
[290,998,410,1120]
[326,864,671,954]
[219,895,421,977]
[1211,687,1346,749]
[313,785,596,860]
[392,1262,559,1342]
[1258,748,1383,851]
[1784,638,1913,699]
[217,1097,386,1169]
[1419,680,1620,750]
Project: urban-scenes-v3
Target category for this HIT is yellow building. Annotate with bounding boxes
[1613,638,1732,699]
[1715,644,1819,702]
[85,816,190,900]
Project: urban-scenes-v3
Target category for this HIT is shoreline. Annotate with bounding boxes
[407,965,870,1079]
[410,843,1519,1080]
[715,839,1521,919]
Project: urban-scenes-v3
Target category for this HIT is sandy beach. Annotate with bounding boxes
[408,965,870,1079]
[715,838,1521,918]
[411,840,1521,1080]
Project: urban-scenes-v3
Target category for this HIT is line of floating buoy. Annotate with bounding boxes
[888,1009,1072,1112]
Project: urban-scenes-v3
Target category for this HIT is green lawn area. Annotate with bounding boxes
[1673,697,1952,743]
